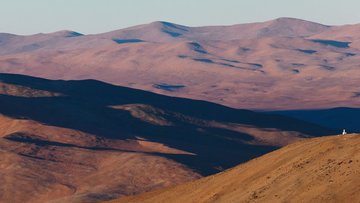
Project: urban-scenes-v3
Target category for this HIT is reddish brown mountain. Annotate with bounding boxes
[0,18,359,110]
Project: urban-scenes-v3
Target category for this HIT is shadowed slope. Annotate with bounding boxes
[0,112,202,202]
[268,107,360,132]
[0,73,336,202]
[110,134,360,203]
[0,73,334,136]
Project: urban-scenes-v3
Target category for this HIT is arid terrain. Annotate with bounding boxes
[0,18,360,110]
[109,134,360,203]
[0,73,335,202]
[1,17,359,203]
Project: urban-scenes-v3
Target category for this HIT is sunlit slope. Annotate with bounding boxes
[111,134,360,203]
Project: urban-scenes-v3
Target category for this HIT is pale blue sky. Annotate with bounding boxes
[1,0,359,35]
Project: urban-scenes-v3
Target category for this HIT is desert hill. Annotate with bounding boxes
[0,114,200,203]
[0,18,359,110]
[110,134,360,203]
[0,73,335,202]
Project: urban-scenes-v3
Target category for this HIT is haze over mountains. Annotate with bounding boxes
[1,17,360,110]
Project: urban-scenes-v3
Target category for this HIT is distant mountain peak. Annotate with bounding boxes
[128,21,190,38]
[150,21,189,32]
[150,21,187,28]
[273,17,312,22]
[47,30,84,38]
[250,17,331,38]
[270,17,330,27]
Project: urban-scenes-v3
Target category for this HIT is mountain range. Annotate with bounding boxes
[1,17,359,110]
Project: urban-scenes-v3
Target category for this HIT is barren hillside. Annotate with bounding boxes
[111,134,360,203]
[0,73,335,202]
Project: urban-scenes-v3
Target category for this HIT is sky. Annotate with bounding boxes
[1,0,360,35]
